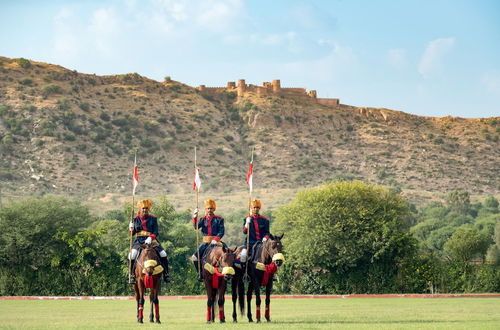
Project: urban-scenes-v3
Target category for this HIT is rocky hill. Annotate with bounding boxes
[0,56,498,210]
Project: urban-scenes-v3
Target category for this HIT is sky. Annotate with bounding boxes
[1,0,499,118]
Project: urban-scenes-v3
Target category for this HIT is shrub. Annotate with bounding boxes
[111,118,128,127]
[19,78,33,86]
[78,102,90,112]
[17,58,31,69]
[99,113,110,121]
[144,120,160,131]
[42,84,63,97]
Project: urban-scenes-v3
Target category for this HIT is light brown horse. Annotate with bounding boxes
[201,245,237,323]
[132,244,163,323]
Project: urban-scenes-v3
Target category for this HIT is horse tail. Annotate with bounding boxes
[238,272,245,315]
[213,287,219,320]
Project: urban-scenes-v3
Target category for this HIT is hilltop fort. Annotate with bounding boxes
[198,79,340,107]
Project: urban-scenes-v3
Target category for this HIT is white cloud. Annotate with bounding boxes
[387,48,407,69]
[418,37,455,78]
[280,42,358,85]
[197,0,243,31]
[249,32,296,46]
[481,72,500,95]
[146,0,243,34]
[52,8,79,57]
[88,8,121,55]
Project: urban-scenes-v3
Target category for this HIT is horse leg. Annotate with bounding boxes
[133,284,140,321]
[149,292,154,323]
[265,281,272,322]
[246,280,253,322]
[153,296,160,324]
[149,285,159,324]
[205,285,214,323]
[137,288,145,323]
[254,277,262,323]
[231,276,237,322]
[218,285,226,323]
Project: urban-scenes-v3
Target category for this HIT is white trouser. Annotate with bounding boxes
[129,248,166,260]
[239,248,248,262]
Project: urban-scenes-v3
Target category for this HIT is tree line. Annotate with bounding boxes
[0,182,498,296]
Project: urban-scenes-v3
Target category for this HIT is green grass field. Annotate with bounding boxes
[1,298,499,329]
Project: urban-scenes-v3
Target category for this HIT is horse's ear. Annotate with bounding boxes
[232,247,238,253]
[222,245,227,253]
[279,233,284,240]
[269,233,275,240]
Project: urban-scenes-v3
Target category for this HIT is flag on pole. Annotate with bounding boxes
[132,157,139,195]
[246,162,253,193]
[193,167,201,192]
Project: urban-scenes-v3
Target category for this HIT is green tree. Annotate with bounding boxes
[446,189,471,215]
[273,181,416,293]
[0,197,90,295]
[483,196,499,210]
[444,225,491,264]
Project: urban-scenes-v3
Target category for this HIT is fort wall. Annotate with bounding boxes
[198,79,340,108]
[317,98,340,107]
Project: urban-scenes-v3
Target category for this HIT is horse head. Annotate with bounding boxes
[263,233,285,267]
[139,244,161,277]
[220,246,238,280]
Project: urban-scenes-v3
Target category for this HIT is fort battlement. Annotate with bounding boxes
[198,79,340,108]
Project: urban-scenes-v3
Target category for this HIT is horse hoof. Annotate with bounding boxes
[149,319,154,323]
[248,319,253,323]
[137,319,143,323]
[257,319,261,323]
[266,318,271,322]
[156,319,161,324]
[233,319,237,323]
[220,320,225,323]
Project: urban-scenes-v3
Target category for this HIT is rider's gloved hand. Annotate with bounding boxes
[245,217,251,228]
[262,237,268,242]
[193,208,199,218]
[128,222,134,231]
[145,237,152,245]
[210,240,217,245]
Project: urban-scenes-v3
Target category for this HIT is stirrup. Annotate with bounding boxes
[163,273,173,283]
[128,275,137,284]
[197,274,203,282]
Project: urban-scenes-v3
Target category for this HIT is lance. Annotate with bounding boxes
[194,147,201,277]
[128,151,138,284]
[244,147,254,280]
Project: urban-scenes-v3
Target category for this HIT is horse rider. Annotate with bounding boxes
[191,198,225,282]
[239,199,270,263]
[128,199,172,284]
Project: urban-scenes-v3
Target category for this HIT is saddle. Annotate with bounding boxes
[201,241,228,261]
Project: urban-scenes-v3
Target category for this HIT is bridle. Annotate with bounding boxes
[259,239,281,264]
[136,246,160,273]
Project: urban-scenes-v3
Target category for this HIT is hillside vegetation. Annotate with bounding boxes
[0,56,498,209]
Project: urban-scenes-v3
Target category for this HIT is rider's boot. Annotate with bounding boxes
[160,257,173,283]
[193,260,203,282]
[128,259,137,284]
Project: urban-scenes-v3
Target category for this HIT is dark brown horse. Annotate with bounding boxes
[235,234,284,323]
[132,244,164,323]
[201,245,237,323]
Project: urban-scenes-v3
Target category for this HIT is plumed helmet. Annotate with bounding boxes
[137,199,153,210]
[250,199,262,208]
[204,199,216,210]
